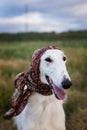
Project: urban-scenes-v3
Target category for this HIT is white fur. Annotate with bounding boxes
[14,49,71,130]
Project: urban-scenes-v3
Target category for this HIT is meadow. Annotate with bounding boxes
[0,40,87,130]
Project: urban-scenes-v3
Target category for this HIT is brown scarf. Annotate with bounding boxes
[4,45,59,119]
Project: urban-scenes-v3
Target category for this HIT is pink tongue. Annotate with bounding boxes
[52,83,65,100]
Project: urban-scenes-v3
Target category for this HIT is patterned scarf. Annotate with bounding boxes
[4,45,58,119]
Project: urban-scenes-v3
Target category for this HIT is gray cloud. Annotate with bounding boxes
[0,0,87,32]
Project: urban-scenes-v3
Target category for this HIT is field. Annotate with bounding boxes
[0,40,87,130]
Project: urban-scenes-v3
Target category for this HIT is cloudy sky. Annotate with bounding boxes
[0,0,87,33]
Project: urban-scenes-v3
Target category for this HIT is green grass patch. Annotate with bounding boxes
[0,40,87,59]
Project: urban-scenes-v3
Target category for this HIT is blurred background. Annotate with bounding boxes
[0,0,87,130]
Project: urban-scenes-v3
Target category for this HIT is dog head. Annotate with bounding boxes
[31,46,72,100]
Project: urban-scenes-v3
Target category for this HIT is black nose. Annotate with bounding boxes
[62,79,72,89]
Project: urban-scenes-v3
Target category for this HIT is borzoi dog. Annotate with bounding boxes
[4,46,72,130]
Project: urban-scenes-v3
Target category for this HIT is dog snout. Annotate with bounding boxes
[62,78,72,89]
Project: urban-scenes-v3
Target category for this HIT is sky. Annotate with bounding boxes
[0,0,87,33]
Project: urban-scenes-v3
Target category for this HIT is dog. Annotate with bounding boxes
[4,46,72,130]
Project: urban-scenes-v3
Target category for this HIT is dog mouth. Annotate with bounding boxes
[46,76,65,100]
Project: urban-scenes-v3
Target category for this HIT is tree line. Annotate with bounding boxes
[0,30,87,42]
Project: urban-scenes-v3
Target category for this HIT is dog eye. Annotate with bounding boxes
[63,56,66,61]
[45,57,52,62]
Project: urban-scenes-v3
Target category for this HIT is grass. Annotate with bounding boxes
[0,40,87,130]
[0,40,87,59]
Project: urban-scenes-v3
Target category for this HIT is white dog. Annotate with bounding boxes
[4,46,72,130]
[14,46,72,130]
